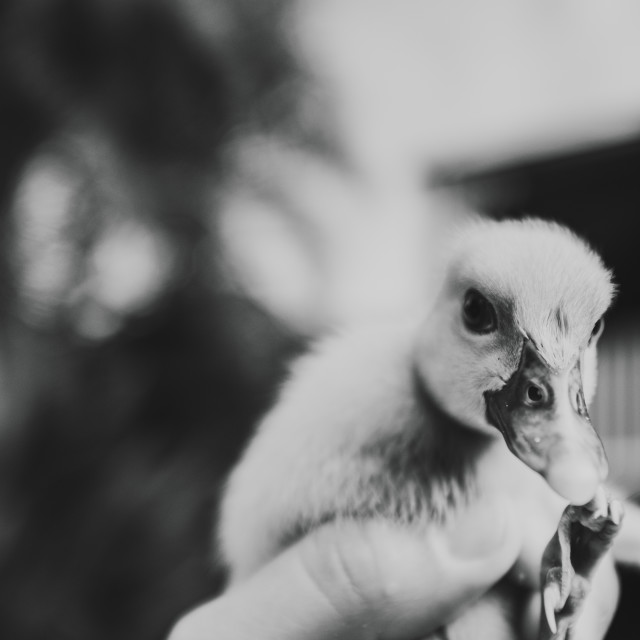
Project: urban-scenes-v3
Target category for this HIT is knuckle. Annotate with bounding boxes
[302,523,394,622]
[167,619,191,640]
[166,610,206,640]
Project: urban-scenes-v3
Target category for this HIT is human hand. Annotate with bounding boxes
[168,496,520,640]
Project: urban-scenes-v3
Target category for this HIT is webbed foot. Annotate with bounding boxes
[539,487,623,640]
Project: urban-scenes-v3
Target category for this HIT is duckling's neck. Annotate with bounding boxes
[411,368,496,520]
[341,370,496,526]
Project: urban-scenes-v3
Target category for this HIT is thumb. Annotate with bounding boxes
[169,496,521,640]
[299,496,522,639]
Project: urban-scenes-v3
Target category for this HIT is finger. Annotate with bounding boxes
[168,497,521,640]
[612,498,640,568]
[568,559,619,640]
[344,497,522,639]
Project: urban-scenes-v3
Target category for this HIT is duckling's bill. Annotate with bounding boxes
[484,339,608,505]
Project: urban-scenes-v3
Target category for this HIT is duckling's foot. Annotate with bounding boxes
[538,487,623,640]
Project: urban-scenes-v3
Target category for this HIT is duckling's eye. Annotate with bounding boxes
[590,318,604,343]
[462,289,497,334]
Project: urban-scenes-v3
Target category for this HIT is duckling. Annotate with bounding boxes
[218,218,632,639]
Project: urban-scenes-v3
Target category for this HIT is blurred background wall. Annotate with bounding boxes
[1,1,640,638]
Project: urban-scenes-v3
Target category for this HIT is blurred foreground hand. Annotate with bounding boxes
[168,496,520,640]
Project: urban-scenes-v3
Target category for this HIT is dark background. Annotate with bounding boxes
[0,1,638,638]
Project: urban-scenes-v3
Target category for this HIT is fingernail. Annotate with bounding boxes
[445,498,510,559]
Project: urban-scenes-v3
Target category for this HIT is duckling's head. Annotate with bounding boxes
[415,218,614,505]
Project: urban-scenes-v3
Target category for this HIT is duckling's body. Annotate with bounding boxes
[221,322,562,583]
[218,219,625,639]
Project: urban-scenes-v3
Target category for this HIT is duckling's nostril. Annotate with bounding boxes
[524,382,548,407]
[528,385,543,402]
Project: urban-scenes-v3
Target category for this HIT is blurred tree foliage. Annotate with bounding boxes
[0,1,306,638]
